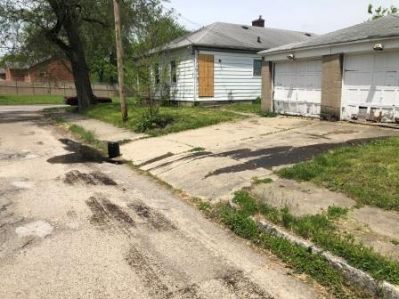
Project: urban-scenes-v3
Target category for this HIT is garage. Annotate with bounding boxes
[273,60,322,117]
[342,52,399,122]
[261,13,399,123]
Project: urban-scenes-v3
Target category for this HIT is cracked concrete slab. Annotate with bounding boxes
[251,178,356,217]
[335,207,399,261]
[121,116,399,201]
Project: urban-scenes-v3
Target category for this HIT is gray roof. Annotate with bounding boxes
[154,22,314,53]
[261,13,399,55]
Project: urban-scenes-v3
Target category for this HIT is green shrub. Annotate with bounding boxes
[135,108,175,133]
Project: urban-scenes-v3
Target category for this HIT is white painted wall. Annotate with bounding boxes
[196,50,262,102]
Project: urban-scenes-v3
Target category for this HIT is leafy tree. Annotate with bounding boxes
[368,4,398,20]
[0,0,185,110]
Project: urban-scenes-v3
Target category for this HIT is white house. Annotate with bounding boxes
[260,13,399,123]
[150,17,313,104]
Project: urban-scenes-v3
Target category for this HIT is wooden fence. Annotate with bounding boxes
[0,80,119,98]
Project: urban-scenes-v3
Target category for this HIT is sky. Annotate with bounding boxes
[165,0,399,34]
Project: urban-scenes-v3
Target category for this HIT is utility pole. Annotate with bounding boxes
[113,0,128,121]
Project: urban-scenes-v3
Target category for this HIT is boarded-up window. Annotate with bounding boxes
[198,54,214,97]
[170,61,177,83]
[253,59,262,77]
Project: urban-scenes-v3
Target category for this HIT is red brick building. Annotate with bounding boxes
[5,58,74,82]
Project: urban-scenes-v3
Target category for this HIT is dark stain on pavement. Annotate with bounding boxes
[0,152,30,161]
[221,270,273,299]
[86,195,135,227]
[205,137,387,177]
[125,246,172,298]
[146,151,212,172]
[64,170,117,186]
[139,152,175,167]
[47,138,106,164]
[129,201,176,231]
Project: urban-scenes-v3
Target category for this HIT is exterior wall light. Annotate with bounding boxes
[287,54,296,60]
[373,43,384,51]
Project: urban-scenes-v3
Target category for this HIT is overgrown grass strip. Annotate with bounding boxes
[199,194,372,298]
[278,137,399,210]
[233,191,399,286]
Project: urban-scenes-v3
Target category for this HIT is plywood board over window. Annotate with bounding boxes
[198,54,214,97]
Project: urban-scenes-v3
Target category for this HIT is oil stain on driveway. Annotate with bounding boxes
[0,106,327,298]
[121,116,399,201]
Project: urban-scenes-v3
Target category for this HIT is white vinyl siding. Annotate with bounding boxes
[169,48,195,101]
[152,48,195,101]
[196,50,262,102]
[342,52,399,122]
[273,60,322,117]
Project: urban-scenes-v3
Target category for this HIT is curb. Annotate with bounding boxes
[255,218,399,299]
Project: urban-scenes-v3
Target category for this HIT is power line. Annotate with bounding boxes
[178,14,203,29]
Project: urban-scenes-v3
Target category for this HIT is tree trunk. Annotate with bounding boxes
[46,0,96,111]
[63,17,96,110]
[68,50,96,110]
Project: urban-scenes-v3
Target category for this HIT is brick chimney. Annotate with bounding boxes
[252,16,265,27]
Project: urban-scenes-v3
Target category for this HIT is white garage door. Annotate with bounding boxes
[342,52,399,122]
[273,60,322,117]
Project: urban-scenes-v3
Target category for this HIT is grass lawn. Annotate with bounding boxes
[0,95,64,105]
[223,101,262,113]
[82,100,263,136]
[278,137,399,210]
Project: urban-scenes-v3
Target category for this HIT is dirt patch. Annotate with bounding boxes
[129,202,176,231]
[64,170,117,186]
[47,138,105,164]
[221,270,272,299]
[86,195,135,228]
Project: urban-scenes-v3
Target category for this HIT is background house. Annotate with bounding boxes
[260,13,399,123]
[148,17,313,104]
[0,68,5,81]
[4,58,74,83]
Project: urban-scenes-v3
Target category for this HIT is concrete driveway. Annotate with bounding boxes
[122,116,399,201]
[0,106,326,298]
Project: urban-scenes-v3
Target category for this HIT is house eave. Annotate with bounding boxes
[261,36,399,61]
